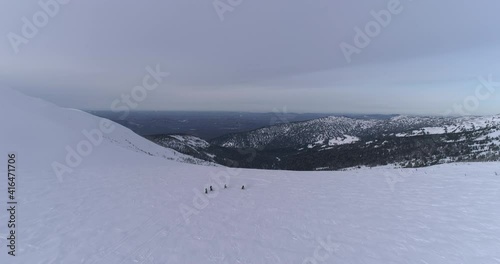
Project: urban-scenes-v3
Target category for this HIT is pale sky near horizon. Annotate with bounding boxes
[1,0,500,115]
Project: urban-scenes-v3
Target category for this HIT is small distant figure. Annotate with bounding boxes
[241,185,245,190]
[205,188,208,194]
[210,186,213,192]
[224,184,227,189]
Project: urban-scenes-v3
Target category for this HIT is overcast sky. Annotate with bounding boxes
[1,0,500,115]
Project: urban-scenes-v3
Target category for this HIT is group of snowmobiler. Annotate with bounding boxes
[205,184,245,194]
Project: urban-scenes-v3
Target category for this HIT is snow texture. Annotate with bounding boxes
[1,87,500,263]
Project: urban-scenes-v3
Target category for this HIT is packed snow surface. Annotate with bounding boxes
[1,88,500,264]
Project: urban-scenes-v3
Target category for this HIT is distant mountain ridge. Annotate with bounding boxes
[0,87,216,172]
[209,115,473,149]
[145,134,215,162]
[148,114,500,171]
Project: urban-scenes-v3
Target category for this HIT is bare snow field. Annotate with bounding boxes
[1,88,500,264]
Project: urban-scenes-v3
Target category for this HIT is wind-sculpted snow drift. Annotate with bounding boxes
[1,87,500,263]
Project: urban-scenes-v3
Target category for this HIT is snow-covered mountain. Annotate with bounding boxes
[0,87,215,175]
[211,115,500,149]
[199,114,500,170]
[2,88,500,263]
[394,115,500,137]
[146,134,216,162]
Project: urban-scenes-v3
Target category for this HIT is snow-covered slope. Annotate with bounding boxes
[1,88,500,263]
[0,88,214,175]
[211,115,500,149]
[168,135,210,148]
[146,134,215,162]
[394,115,500,137]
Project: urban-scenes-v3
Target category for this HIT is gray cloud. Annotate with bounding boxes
[1,0,499,114]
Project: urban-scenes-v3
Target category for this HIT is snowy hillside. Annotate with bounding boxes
[0,87,215,175]
[146,134,216,162]
[1,88,500,263]
[204,114,500,171]
[394,115,500,137]
[211,115,500,149]
[209,115,445,149]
